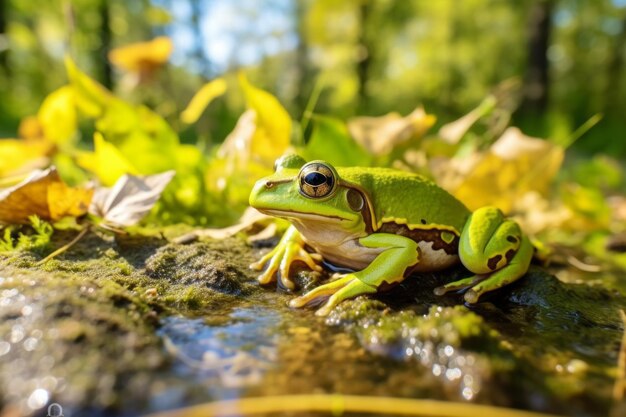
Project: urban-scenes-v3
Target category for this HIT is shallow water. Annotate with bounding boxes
[158,307,281,399]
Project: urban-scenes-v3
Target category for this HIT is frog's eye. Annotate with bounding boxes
[298,162,336,199]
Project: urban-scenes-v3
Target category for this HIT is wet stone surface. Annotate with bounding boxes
[0,231,624,417]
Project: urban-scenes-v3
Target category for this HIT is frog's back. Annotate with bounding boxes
[337,167,470,233]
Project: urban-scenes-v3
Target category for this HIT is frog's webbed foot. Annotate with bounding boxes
[434,275,489,297]
[289,273,377,316]
[435,207,533,303]
[250,226,322,290]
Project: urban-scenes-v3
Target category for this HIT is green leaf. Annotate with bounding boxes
[77,133,138,186]
[304,116,372,167]
[65,55,113,117]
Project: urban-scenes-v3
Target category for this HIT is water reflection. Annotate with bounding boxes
[158,307,280,398]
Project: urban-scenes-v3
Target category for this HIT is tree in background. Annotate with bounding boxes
[1,0,625,155]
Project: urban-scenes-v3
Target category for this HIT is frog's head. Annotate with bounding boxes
[249,155,372,233]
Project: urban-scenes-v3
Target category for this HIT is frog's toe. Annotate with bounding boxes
[314,278,377,316]
[249,250,276,271]
[434,275,487,296]
[277,273,296,291]
[256,257,280,285]
[288,274,355,309]
[309,253,323,262]
[463,289,480,304]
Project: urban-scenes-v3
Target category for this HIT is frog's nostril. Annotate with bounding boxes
[264,181,274,189]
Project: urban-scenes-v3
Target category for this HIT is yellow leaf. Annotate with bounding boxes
[18,116,44,140]
[77,133,138,186]
[238,73,292,164]
[0,167,93,224]
[348,107,436,156]
[180,78,227,124]
[37,85,77,145]
[48,182,94,221]
[65,55,113,117]
[450,128,564,213]
[0,139,52,178]
[108,36,173,74]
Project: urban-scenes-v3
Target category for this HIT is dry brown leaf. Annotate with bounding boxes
[0,167,93,224]
[347,107,435,156]
[443,127,564,213]
[89,171,175,228]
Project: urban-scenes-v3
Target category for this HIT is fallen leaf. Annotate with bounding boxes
[446,127,564,213]
[438,96,496,144]
[0,167,93,224]
[108,36,173,76]
[89,171,175,228]
[173,207,277,245]
[48,182,94,221]
[181,78,227,124]
[347,107,435,156]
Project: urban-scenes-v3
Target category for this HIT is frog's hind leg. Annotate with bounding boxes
[462,235,532,302]
[434,206,533,303]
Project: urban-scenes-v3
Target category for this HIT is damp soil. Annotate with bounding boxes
[0,229,624,417]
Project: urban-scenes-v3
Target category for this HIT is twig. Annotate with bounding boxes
[300,73,326,135]
[566,255,602,273]
[143,394,563,417]
[36,226,90,265]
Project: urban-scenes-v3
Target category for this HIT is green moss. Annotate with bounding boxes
[0,228,624,417]
[0,228,266,412]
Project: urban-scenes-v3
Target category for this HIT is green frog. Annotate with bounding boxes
[249,155,533,316]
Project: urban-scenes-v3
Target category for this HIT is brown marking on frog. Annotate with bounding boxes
[378,222,459,255]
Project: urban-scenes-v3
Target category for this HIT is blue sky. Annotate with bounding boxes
[155,0,298,74]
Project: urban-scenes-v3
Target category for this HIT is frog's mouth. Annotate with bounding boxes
[257,208,352,223]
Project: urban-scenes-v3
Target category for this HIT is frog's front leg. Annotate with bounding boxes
[250,225,323,290]
[434,206,533,303]
[289,233,420,316]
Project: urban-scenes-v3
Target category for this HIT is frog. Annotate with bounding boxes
[249,154,533,316]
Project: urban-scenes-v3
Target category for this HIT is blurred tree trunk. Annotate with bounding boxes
[356,2,372,110]
[520,0,554,114]
[99,0,113,89]
[190,0,210,77]
[605,14,626,115]
[0,0,7,73]
[295,0,312,119]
